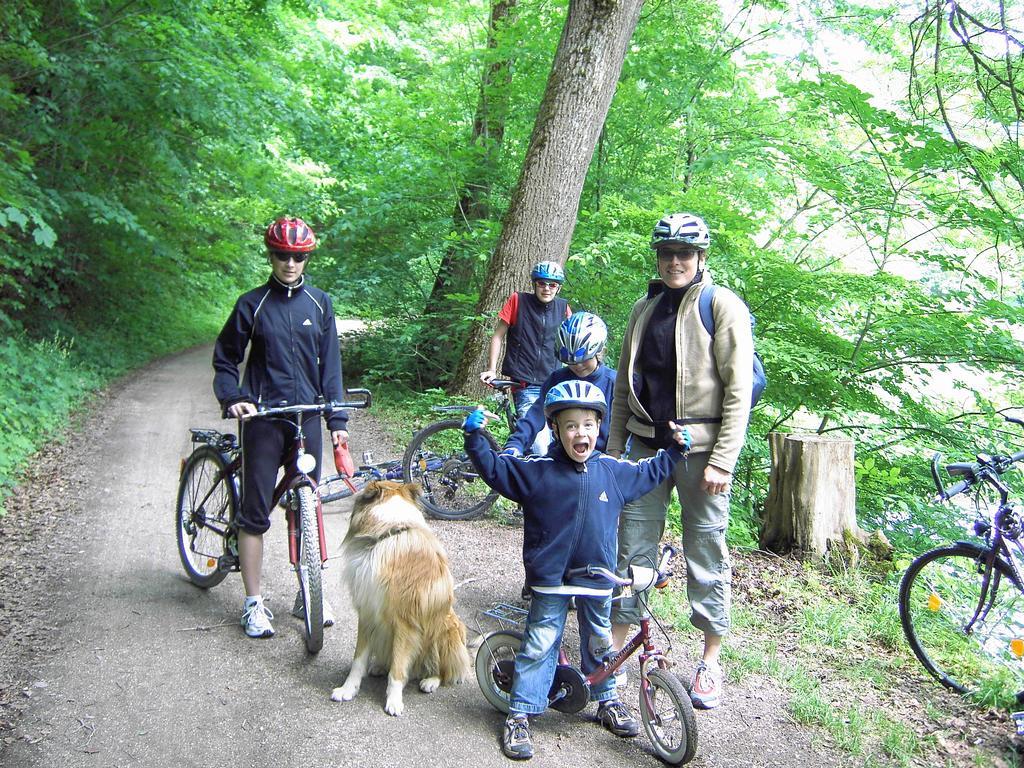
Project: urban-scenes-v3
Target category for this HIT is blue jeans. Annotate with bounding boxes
[514,386,550,456]
[509,592,616,715]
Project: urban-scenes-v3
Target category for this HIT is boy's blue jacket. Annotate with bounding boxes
[504,363,617,456]
[465,431,684,591]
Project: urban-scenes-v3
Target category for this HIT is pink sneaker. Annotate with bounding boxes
[689,661,722,709]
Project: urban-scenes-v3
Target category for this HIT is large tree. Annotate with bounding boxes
[451,0,646,393]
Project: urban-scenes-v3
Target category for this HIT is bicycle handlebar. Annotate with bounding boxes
[565,545,676,587]
[487,379,526,392]
[237,388,373,421]
[931,415,1024,502]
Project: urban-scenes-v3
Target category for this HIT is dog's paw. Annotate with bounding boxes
[384,695,405,716]
[419,676,441,694]
[330,684,359,702]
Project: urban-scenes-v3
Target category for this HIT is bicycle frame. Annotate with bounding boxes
[241,399,369,564]
[578,615,666,689]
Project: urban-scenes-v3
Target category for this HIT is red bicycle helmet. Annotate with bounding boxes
[264,216,317,253]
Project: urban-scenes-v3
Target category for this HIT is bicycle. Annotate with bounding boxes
[317,448,406,504]
[402,378,526,521]
[899,414,1024,716]
[475,545,698,765]
[174,389,371,653]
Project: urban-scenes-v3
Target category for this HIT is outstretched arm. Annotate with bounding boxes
[463,408,529,502]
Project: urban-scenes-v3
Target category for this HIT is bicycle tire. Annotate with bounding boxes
[318,472,368,504]
[402,419,500,521]
[295,485,324,654]
[175,445,237,588]
[475,631,522,714]
[899,543,1024,707]
[639,668,698,765]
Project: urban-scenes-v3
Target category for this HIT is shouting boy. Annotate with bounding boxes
[463,380,690,760]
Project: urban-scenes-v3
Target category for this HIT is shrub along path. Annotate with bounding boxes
[0,344,1008,767]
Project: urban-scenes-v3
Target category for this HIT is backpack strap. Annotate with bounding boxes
[698,284,717,337]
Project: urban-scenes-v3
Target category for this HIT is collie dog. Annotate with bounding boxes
[330,480,472,715]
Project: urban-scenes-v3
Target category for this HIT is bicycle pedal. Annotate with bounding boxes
[218,554,240,572]
[1013,711,1024,736]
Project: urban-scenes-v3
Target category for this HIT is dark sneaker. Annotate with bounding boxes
[502,714,534,760]
[689,661,722,709]
[597,699,639,738]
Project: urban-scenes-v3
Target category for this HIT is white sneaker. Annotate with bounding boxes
[291,591,335,628]
[241,599,275,638]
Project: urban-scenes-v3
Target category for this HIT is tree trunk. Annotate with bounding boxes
[450,0,646,394]
[761,433,864,560]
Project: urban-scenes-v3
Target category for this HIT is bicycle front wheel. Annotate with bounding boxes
[403,419,499,521]
[639,668,698,765]
[475,631,522,714]
[899,543,1024,707]
[176,445,237,588]
[295,485,324,654]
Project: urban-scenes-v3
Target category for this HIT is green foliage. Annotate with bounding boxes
[2,0,1024,557]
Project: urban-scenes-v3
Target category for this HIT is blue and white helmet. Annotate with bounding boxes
[544,380,607,420]
[531,261,565,283]
[557,312,607,364]
[650,213,711,251]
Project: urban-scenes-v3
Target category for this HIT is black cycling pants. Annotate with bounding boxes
[237,415,323,535]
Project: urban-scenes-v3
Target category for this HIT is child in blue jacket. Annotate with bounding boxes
[463,379,690,760]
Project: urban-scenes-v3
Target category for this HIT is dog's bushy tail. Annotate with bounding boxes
[437,611,472,685]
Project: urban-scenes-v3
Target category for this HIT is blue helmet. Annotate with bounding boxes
[650,213,710,251]
[557,312,607,364]
[544,379,607,420]
[531,261,565,283]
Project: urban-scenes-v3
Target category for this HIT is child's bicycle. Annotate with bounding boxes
[174,389,371,654]
[475,545,698,765]
[402,379,526,521]
[899,414,1024,724]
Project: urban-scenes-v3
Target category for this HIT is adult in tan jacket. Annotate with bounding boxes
[607,212,753,711]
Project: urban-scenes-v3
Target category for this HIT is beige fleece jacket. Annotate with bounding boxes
[607,272,753,474]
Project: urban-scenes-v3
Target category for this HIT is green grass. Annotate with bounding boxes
[655,551,1017,767]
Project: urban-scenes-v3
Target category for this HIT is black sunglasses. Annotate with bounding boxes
[271,251,310,263]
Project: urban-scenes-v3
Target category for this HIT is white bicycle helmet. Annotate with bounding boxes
[544,380,607,420]
[650,213,711,251]
[557,312,607,364]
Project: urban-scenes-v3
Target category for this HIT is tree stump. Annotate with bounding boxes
[761,433,864,560]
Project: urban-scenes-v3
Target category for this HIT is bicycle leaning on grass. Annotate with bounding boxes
[174,389,371,653]
[476,545,698,765]
[899,414,1024,719]
[402,378,526,521]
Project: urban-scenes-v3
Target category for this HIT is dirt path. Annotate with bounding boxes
[0,345,842,767]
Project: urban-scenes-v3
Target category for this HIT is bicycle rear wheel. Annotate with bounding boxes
[639,668,698,765]
[475,631,522,714]
[176,445,237,588]
[403,419,500,521]
[899,543,1024,707]
[295,485,324,654]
